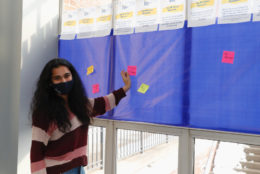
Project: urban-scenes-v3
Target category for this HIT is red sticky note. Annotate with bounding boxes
[127,66,137,76]
[92,84,99,94]
[222,51,235,64]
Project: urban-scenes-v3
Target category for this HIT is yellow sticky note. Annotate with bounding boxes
[137,83,149,94]
[87,65,94,75]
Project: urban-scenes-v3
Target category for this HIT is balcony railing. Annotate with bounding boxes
[87,126,173,171]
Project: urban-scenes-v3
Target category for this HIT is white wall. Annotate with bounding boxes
[0,0,22,173]
[18,0,59,173]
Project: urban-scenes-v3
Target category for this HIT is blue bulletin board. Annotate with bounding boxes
[59,21,260,134]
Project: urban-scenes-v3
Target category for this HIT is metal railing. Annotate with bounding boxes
[87,126,172,171]
[117,129,170,160]
[87,126,105,171]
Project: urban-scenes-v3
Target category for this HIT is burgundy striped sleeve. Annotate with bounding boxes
[112,88,126,105]
[30,114,50,174]
[90,88,126,116]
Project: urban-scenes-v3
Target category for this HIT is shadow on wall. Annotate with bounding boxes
[18,0,59,173]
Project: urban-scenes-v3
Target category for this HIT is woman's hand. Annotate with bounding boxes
[121,70,131,93]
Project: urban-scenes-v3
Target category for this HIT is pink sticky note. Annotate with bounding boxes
[127,66,137,76]
[92,84,99,94]
[222,51,235,64]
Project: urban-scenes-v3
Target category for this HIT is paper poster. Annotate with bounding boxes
[87,65,94,75]
[95,0,113,37]
[127,65,137,76]
[135,0,160,33]
[138,83,150,94]
[159,0,186,30]
[253,0,260,21]
[187,0,217,27]
[114,0,135,35]
[218,0,251,24]
[222,51,235,64]
[60,10,77,40]
[77,6,97,39]
[92,84,100,94]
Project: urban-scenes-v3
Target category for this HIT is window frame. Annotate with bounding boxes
[92,117,260,174]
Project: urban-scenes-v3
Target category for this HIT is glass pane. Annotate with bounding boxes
[194,138,260,174]
[117,129,178,174]
[85,126,106,174]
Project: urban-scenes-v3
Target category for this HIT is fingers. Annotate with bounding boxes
[121,70,124,74]
[121,70,131,92]
[120,70,125,77]
[124,71,129,78]
[121,70,129,79]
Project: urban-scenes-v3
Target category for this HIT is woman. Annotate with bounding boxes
[30,58,131,174]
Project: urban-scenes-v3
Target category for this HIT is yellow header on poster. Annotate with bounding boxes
[191,0,214,8]
[137,83,150,94]
[138,8,157,16]
[64,20,77,26]
[97,15,112,22]
[163,5,184,13]
[222,0,247,4]
[116,12,134,19]
[79,18,94,24]
[87,65,94,75]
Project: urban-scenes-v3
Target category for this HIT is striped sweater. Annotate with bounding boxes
[30,88,126,174]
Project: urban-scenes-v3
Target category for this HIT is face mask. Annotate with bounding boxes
[52,80,74,95]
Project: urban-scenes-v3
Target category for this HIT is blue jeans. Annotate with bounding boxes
[63,166,85,174]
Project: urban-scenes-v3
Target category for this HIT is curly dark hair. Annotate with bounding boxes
[31,58,92,132]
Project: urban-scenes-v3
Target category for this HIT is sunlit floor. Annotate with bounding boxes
[85,140,253,174]
[213,142,247,174]
[86,140,178,174]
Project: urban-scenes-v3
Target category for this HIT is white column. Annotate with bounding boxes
[17,0,60,173]
[178,129,194,174]
[0,0,22,173]
[104,120,117,174]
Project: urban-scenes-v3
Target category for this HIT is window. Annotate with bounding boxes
[116,129,179,174]
[194,138,260,174]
